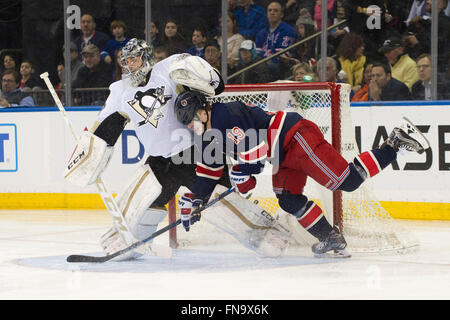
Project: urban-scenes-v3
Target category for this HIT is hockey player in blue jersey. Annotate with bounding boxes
[174,89,430,257]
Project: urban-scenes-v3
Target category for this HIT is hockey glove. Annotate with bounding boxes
[178,193,203,231]
[229,165,257,195]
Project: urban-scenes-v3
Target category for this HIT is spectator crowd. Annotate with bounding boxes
[1,0,450,107]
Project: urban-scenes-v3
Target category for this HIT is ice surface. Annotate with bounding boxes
[1,210,450,300]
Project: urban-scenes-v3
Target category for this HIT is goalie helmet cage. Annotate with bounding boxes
[168,82,419,254]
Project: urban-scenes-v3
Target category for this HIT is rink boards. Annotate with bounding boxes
[0,101,449,220]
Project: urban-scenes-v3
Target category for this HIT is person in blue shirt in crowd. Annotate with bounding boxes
[255,1,298,80]
[233,0,269,40]
[102,20,130,65]
[187,27,207,58]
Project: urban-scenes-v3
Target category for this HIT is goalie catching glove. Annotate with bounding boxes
[178,193,203,231]
[229,165,256,196]
[64,131,114,187]
[169,54,223,96]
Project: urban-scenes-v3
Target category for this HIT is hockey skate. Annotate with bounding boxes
[385,117,430,154]
[312,227,351,258]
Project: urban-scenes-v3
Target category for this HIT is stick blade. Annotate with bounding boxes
[40,72,49,79]
[66,254,110,263]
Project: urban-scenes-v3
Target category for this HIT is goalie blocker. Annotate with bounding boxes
[64,131,114,187]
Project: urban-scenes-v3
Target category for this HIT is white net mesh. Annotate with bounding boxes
[173,82,419,255]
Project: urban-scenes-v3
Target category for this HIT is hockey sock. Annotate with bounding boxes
[354,146,397,179]
[295,201,333,241]
[277,193,333,240]
[338,146,397,192]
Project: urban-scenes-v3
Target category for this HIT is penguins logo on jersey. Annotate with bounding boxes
[128,86,172,128]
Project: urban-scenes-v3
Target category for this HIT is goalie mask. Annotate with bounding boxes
[120,38,155,86]
[174,90,208,125]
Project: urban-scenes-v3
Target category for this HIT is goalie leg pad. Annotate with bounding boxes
[114,164,163,239]
[99,214,171,261]
[64,131,114,187]
[100,165,166,259]
[130,208,167,240]
[202,186,291,257]
[100,227,142,261]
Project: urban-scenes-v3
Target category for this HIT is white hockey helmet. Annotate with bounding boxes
[120,38,156,86]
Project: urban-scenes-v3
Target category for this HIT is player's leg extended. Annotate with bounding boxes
[273,167,349,257]
[273,119,351,256]
[274,117,429,256]
[340,117,430,192]
[286,117,429,193]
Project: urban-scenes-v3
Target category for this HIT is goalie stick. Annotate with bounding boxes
[39,72,135,246]
[66,186,236,263]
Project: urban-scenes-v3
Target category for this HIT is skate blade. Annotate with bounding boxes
[401,117,430,153]
[314,248,351,259]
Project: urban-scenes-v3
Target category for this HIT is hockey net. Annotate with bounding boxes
[168,82,419,255]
